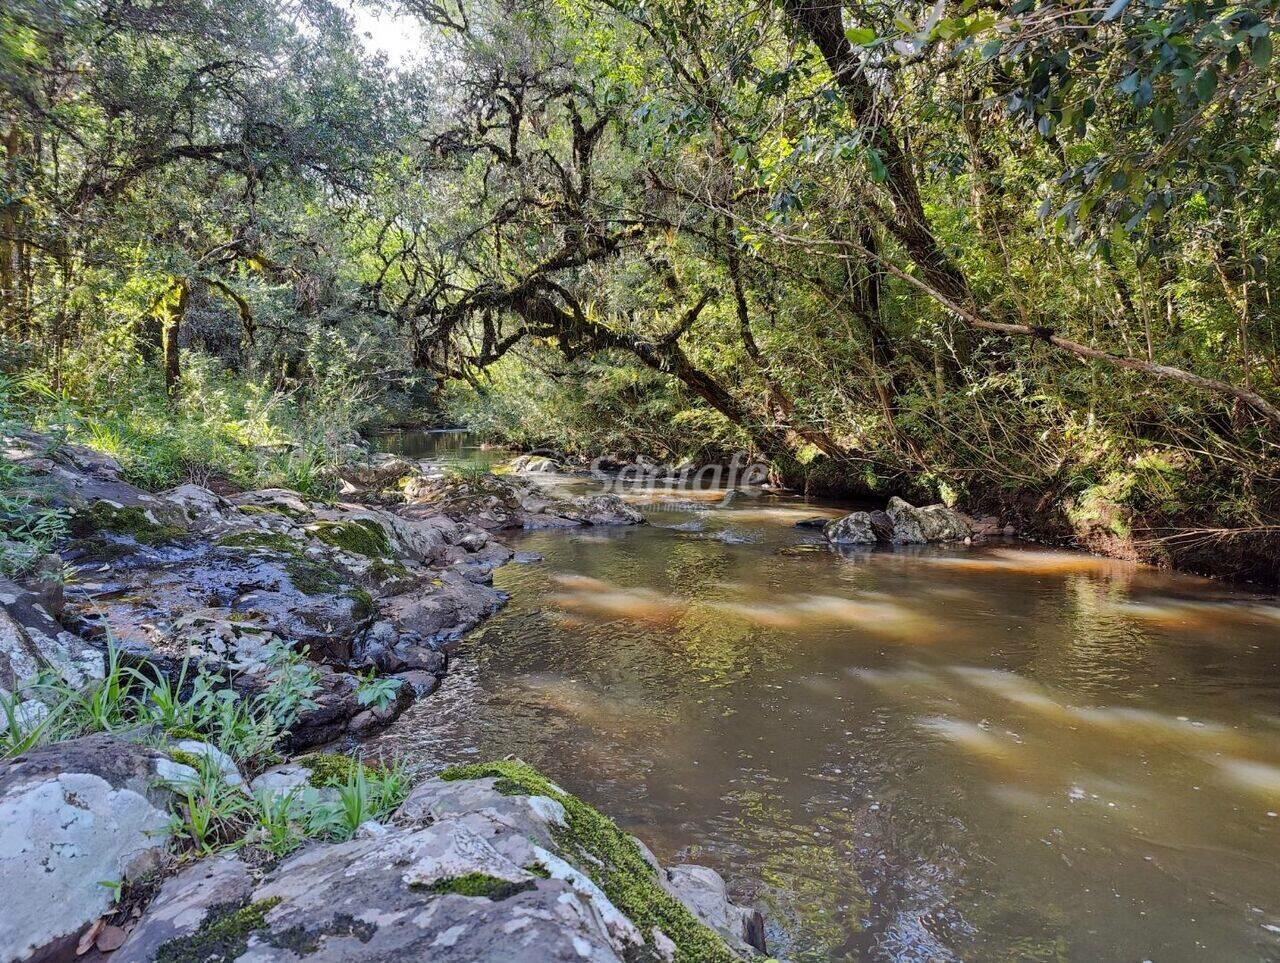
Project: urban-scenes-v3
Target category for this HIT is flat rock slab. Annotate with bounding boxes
[0,735,175,962]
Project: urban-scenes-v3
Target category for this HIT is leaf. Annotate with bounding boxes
[1195,68,1217,102]
[1251,33,1273,68]
[1100,0,1132,22]
[865,148,888,182]
[844,27,877,45]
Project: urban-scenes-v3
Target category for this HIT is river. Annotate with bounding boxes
[372,430,1280,961]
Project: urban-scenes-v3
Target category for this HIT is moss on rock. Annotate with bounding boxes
[155,897,281,963]
[217,531,299,553]
[440,760,738,963]
[80,503,186,544]
[347,587,376,620]
[310,519,393,558]
[295,752,386,788]
[165,748,205,771]
[426,872,536,900]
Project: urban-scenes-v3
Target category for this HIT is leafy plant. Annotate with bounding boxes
[355,671,400,712]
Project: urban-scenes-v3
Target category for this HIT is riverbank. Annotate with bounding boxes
[0,426,765,961]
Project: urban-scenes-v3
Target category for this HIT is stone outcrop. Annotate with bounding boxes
[2,427,519,745]
[0,734,177,962]
[113,761,762,962]
[403,472,643,531]
[823,497,973,547]
[886,496,972,543]
[1,577,103,694]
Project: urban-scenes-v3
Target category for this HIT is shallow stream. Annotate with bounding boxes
[372,431,1280,961]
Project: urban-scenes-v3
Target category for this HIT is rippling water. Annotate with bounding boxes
[372,437,1280,961]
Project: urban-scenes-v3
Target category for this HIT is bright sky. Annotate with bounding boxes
[338,1,427,68]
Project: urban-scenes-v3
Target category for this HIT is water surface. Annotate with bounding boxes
[373,437,1280,961]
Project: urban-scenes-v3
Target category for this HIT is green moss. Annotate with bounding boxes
[217,531,299,553]
[440,761,737,963]
[426,872,536,900]
[523,862,552,879]
[310,519,392,558]
[155,897,281,963]
[80,503,186,544]
[296,752,382,787]
[366,558,409,583]
[165,726,202,741]
[216,531,344,595]
[347,587,376,620]
[166,748,205,771]
[283,557,344,595]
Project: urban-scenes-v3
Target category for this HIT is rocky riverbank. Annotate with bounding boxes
[0,428,765,961]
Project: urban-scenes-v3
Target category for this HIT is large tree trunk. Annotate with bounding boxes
[160,279,190,398]
[1,125,25,336]
[781,0,971,307]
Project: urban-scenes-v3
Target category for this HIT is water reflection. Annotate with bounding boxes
[369,442,1280,961]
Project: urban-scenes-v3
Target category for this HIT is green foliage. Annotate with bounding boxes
[356,671,400,711]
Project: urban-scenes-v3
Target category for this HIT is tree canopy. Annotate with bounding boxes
[3,0,1279,567]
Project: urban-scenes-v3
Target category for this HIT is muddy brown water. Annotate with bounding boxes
[372,434,1280,961]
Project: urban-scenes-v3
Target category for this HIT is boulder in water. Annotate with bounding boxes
[823,511,876,544]
[887,496,971,542]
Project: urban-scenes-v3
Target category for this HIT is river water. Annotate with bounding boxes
[372,431,1280,961]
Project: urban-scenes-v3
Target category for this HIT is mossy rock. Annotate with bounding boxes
[296,752,380,787]
[155,897,280,963]
[366,558,410,583]
[440,760,739,963]
[77,503,186,545]
[165,747,206,771]
[309,519,393,559]
[347,587,376,620]
[426,872,536,901]
[283,556,345,596]
[217,531,300,554]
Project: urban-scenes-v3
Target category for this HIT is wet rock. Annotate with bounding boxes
[68,542,366,666]
[793,516,830,530]
[393,669,442,697]
[663,865,766,957]
[380,571,508,644]
[113,855,254,963]
[823,511,876,544]
[887,497,972,542]
[0,734,175,962]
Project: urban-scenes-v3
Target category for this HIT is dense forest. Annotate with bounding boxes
[3,0,1279,581]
